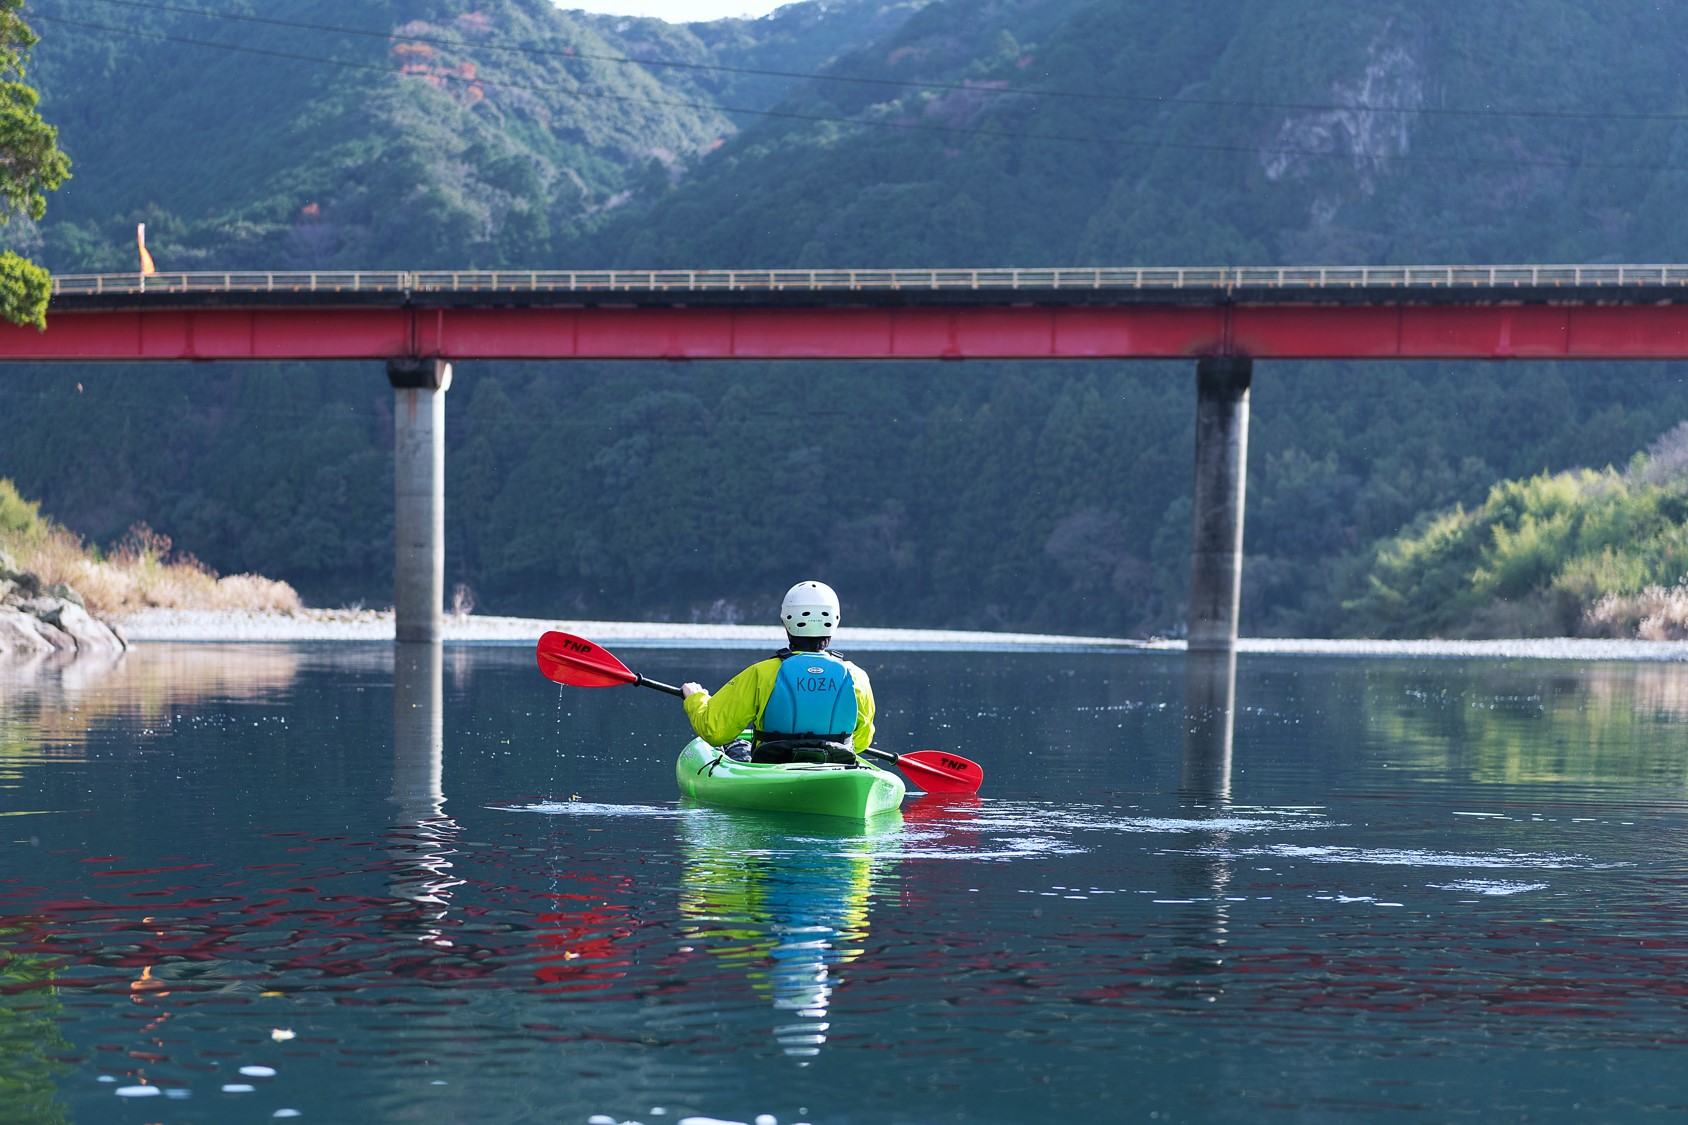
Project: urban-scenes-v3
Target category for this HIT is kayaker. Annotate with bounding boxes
[680,580,875,765]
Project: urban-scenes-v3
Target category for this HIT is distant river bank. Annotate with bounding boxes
[115,608,1688,661]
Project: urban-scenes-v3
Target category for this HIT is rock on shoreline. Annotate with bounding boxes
[0,550,127,658]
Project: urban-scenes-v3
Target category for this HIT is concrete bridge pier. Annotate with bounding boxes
[387,358,452,644]
[1188,356,1252,651]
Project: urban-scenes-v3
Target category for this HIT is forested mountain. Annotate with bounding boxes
[595,0,1688,266]
[27,0,916,271]
[8,0,1688,636]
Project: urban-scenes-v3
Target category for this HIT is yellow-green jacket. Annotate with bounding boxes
[683,655,876,751]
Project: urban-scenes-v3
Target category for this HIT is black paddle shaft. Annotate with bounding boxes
[635,675,684,698]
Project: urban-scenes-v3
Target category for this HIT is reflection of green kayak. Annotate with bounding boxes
[678,807,900,1059]
[676,737,906,819]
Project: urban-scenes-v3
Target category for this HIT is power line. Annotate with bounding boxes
[70,0,1688,126]
[0,381,890,423]
[30,10,1688,174]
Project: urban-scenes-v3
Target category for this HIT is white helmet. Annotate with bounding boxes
[781,580,841,637]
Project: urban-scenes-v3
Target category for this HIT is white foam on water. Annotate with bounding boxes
[954,801,1335,838]
[1178,843,1610,870]
[239,1065,278,1077]
[873,801,1338,864]
[495,802,698,819]
[273,1112,302,1119]
[1429,879,1551,896]
[1316,894,1401,906]
[1109,815,1332,833]
[115,1086,161,1097]
[894,835,1086,862]
[223,1084,256,1093]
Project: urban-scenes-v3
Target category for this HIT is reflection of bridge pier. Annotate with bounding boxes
[390,643,461,942]
[1168,650,1239,1003]
[1180,649,1236,803]
[392,642,445,819]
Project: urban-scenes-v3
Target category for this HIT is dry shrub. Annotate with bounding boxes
[1582,584,1688,640]
[206,573,303,614]
[450,582,476,619]
[74,554,303,617]
[4,510,301,618]
[1629,421,1688,487]
[9,525,91,589]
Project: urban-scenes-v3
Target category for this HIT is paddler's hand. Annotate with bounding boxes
[681,682,705,700]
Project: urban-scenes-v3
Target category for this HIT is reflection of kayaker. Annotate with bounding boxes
[677,809,898,1060]
[680,581,875,764]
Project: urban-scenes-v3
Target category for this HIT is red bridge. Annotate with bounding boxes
[29,263,1688,361]
[21,263,1688,646]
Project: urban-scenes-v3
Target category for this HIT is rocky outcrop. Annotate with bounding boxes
[0,550,126,659]
[1261,24,1426,212]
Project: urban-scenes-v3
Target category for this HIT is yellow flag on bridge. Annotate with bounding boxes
[136,223,156,275]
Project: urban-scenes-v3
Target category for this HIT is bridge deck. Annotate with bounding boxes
[21,264,1688,362]
[49,264,1688,310]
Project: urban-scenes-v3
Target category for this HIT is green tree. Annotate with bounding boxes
[0,0,69,328]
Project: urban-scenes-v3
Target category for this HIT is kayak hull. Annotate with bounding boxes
[676,737,905,820]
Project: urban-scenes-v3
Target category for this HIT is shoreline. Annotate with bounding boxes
[113,609,1688,661]
[117,608,1162,652]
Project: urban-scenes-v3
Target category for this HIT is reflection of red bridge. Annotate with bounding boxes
[22,265,1688,643]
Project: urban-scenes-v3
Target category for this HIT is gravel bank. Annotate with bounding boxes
[1234,636,1688,661]
[116,609,1688,660]
[117,609,1162,652]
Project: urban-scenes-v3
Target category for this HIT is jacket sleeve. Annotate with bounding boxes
[682,662,768,747]
[848,663,876,752]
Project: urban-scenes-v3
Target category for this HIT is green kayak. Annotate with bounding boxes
[676,737,906,820]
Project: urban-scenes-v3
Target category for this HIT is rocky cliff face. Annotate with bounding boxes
[0,551,127,660]
[1261,28,1426,215]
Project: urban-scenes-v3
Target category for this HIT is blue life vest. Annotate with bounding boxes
[758,650,857,741]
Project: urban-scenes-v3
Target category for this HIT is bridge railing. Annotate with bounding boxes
[49,264,1688,298]
[52,271,412,295]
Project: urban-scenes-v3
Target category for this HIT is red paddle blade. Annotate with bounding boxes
[536,631,639,689]
[897,750,985,795]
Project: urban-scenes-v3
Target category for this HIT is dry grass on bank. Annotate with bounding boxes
[1583,584,1688,640]
[1,481,301,618]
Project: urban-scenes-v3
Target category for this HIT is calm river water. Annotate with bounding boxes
[3,643,1688,1123]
